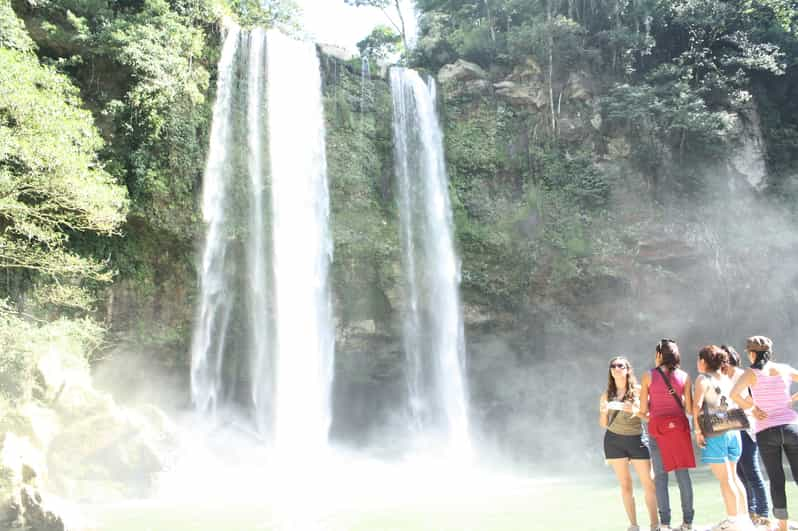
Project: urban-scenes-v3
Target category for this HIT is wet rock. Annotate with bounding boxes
[19,485,65,531]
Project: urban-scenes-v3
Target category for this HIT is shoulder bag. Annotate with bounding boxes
[698,381,750,436]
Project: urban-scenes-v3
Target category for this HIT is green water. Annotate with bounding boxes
[83,469,798,531]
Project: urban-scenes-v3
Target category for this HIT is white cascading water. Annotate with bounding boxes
[191,27,333,455]
[245,28,273,437]
[267,30,334,457]
[190,26,241,419]
[390,67,471,457]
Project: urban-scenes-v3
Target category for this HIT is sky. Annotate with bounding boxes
[293,0,417,54]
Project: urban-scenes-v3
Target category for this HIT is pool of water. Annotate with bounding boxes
[77,466,796,531]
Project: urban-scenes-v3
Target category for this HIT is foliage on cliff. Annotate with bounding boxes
[0,3,128,313]
[411,0,798,311]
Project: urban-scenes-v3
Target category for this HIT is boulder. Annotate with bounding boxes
[47,405,174,501]
[318,43,355,62]
[493,80,547,109]
[437,59,488,84]
[1,433,47,488]
[19,485,65,531]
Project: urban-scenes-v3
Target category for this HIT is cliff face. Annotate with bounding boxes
[93,48,798,462]
[320,53,798,460]
[8,0,798,464]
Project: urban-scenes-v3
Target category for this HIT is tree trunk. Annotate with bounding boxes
[485,0,497,43]
[393,0,409,53]
[548,2,557,136]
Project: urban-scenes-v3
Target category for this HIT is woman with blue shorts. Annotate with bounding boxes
[693,345,751,531]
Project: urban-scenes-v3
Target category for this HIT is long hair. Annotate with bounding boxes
[606,356,637,401]
[656,339,681,371]
[698,345,729,372]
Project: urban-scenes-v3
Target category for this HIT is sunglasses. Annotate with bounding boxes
[610,363,628,369]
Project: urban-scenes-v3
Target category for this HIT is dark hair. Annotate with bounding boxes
[751,350,773,370]
[746,335,773,370]
[721,345,740,368]
[699,345,729,372]
[656,339,681,370]
[606,356,637,402]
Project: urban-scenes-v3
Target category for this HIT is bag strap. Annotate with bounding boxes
[607,409,620,429]
[655,366,685,411]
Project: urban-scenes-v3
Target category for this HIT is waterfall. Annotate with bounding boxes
[191,27,333,454]
[390,67,471,457]
[245,28,273,437]
[190,26,241,420]
[267,30,334,457]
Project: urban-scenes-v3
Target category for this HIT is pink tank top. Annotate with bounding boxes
[649,368,688,418]
[751,368,798,433]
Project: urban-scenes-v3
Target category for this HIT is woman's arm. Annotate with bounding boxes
[599,392,609,428]
[627,384,642,417]
[731,368,757,409]
[692,374,706,447]
[785,364,798,383]
[683,373,694,415]
[638,372,650,419]
[692,374,705,420]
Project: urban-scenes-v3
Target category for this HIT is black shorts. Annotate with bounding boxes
[604,430,650,460]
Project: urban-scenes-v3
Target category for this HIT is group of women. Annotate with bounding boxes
[599,336,798,531]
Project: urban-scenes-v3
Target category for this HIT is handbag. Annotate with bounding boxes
[698,384,750,436]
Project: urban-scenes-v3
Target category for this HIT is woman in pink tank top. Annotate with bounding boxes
[731,335,798,531]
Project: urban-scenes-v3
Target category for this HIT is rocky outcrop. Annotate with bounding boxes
[493,80,547,108]
[437,60,492,95]
[438,59,488,84]
[730,106,767,189]
[1,434,66,530]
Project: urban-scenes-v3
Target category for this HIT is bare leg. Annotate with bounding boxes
[632,458,658,528]
[610,458,637,526]
[709,461,743,517]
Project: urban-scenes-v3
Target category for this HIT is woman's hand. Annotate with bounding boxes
[752,405,768,420]
[695,431,706,448]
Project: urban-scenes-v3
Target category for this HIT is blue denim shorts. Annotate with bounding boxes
[701,430,742,464]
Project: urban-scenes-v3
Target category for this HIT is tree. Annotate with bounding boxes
[0,47,129,286]
[345,0,410,53]
[357,24,402,61]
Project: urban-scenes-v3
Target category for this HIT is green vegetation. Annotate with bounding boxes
[410,0,798,313]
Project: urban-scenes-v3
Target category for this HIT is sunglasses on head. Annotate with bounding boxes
[610,363,627,369]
